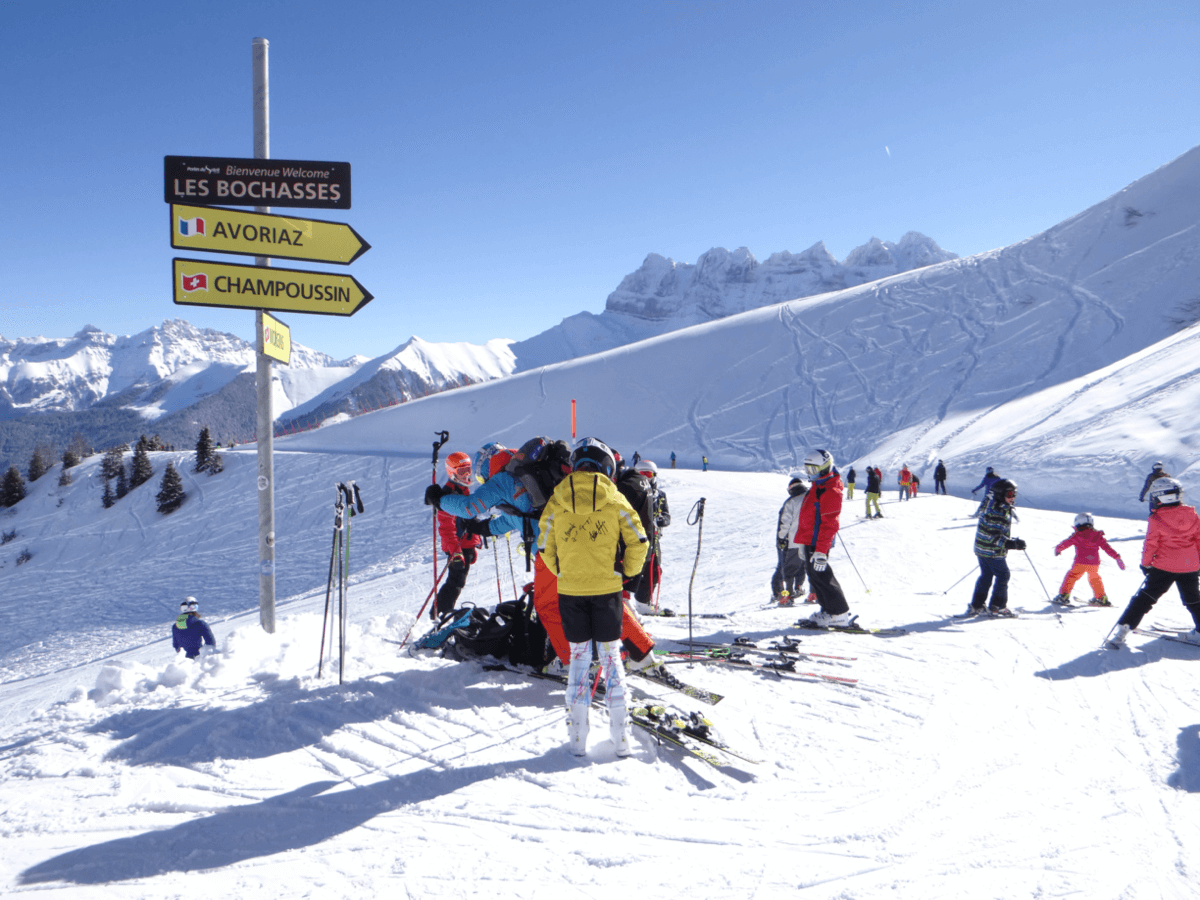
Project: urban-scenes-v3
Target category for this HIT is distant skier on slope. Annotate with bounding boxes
[771,473,809,605]
[1051,513,1124,607]
[845,466,857,500]
[172,597,216,659]
[1138,462,1170,504]
[793,449,854,628]
[970,466,1001,516]
[1106,478,1200,648]
[898,464,912,501]
[864,465,883,519]
[963,479,1025,617]
[934,460,948,495]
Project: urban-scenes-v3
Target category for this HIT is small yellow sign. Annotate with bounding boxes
[171,204,370,265]
[172,258,373,317]
[260,311,291,366]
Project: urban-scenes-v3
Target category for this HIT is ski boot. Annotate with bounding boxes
[1088,595,1112,607]
[1050,593,1072,606]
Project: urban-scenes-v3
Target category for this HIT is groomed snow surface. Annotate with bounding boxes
[3,451,1199,898]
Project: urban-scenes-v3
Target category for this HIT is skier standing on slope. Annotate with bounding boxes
[427,440,658,671]
[538,437,649,757]
[934,460,948,495]
[1107,478,1200,647]
[845,466,856,500]
[1138,462,1170,504]
[898,464,912,501]
[964,479,1025,617]
[771,473,809,605]
[432,451,483,617]
[172,597,216,659]
[971,466,1001,516]
[794,450,854,627]
[626,459,670,614]
[1051,513,1124,607]
[864,465,883,519]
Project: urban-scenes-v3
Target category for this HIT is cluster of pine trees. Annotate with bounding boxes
[0,427,224,516]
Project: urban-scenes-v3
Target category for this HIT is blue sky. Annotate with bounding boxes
[3,0,1199,360]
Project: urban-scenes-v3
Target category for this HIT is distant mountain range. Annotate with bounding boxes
[0,232,957,473]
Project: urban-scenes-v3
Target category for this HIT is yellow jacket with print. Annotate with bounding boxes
[538,470,649,596]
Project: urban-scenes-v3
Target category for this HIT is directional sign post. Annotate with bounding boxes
[171,204,370,265]
[172,258,373,317]
[259,311,291,365]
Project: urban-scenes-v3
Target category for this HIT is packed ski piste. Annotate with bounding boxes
[4,437,1200,898]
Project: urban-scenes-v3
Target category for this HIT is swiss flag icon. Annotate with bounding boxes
[182,273,208,292]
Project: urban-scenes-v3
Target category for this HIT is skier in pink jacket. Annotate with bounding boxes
[1051,513,1124,607]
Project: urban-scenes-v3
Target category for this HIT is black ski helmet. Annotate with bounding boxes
[991,478,1017,503]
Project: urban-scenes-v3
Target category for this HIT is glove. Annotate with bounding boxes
[462,547,477,566]
[777,537,788,551]
[423,484,445,507]
[655,515,670,528]
[971,489,978,495]
[1116,558,1125,571]
[622,573,643,594]
[811,552,828,572]
[1005,538,1026,551]
[460,518,493,537]
[1054,548,1060,556]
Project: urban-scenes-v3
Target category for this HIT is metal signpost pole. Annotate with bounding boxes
[253,37,276,633]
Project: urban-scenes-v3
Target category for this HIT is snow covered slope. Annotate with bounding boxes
[511,232,957,369]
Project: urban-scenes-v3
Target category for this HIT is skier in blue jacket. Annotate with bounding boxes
[172,597,216,659]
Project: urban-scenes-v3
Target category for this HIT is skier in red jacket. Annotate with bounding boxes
[1107,478,1200,647]
[793,449,854,628]
[433,451,483,617]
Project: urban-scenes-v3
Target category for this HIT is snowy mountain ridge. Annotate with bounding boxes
[510,231,957,370]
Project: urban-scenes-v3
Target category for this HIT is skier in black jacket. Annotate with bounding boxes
[934,460,947,495]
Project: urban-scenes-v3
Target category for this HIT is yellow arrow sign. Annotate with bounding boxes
[171,204,370,264]
[172,258,373,317]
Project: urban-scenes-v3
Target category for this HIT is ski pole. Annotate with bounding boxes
[1023,549,1052,601]
[686,497,706,660]
[430,430,450,619]
[338,482,362,685]
[317,485,345,678]
[493,538,504,604]
[836,536,870,593]
[506,532,519,601]
[942,566,977,595]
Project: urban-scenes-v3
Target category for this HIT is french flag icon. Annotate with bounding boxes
[178,216,205,237]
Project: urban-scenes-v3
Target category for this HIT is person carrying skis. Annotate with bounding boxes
[964,479,1025,617]
[432,451,483,617]
[1107,477,1200,647]
[971,466,1001,516]
[898,464,912,501]
[539,438,649,757]
[427,440,657,670]
[772,473,809,605]
[794,449,854,627]
[864,465,883,519]
[1051,512,1124,607]
[1138,462,1170,503]
[846,466,857,500]
[934,460,948,495]
[172,597,216,659]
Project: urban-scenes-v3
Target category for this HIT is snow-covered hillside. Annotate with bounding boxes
[510,232,957,370]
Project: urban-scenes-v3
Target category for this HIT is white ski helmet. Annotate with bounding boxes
[802,449,834,478]
[180,597,198,613]
[1073,512,1095,528]
[636,460,658,480]
[1148,477,1184,509]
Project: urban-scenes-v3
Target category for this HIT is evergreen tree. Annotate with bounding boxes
[130,443,154,488]
[194,426,214,473]
[115,464,128,500]
[62,446,81,470]
[102,478,115,509]
[69,432,92,460]
[101,445,126,481]
[28,445,50,483]
[2,465,27,507]
[156,462,186,514]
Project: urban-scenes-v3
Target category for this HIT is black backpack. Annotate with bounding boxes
[444,592,551,667]
[503,437,572,512]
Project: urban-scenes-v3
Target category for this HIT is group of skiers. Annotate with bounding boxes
[423,436,671,756]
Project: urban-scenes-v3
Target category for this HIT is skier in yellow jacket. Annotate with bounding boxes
[539,437,649,758]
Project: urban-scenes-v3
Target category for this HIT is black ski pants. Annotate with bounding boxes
[771,548,806,597]
[435,554,472,616]
[804,547,849,615]
[935,477,947,495]
[971,555,1010,610]
[1117,567,1200,630]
